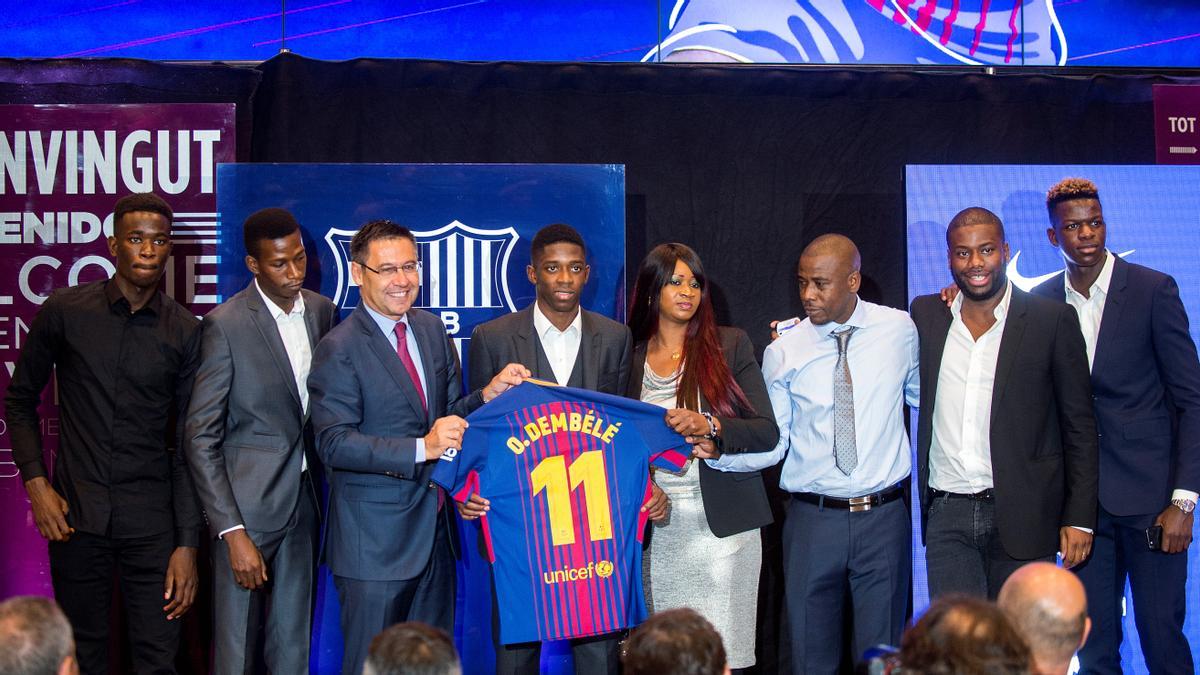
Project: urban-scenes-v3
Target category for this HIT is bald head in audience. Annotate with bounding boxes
[0,596,79,675]
[998,562,1090,675]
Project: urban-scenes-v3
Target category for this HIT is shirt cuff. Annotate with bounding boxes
[415,438,426,464]
[175,527,201,549]
[1069,526,1093,535]
[1171,489,1199,504]
[218,524,245,539]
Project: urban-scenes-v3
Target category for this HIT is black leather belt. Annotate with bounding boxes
[929,488,994,501]
[792,485,905,512]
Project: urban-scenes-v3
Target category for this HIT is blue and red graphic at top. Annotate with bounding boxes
[432,380,689,644]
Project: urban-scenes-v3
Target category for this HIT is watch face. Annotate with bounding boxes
[1174,499,1197,514]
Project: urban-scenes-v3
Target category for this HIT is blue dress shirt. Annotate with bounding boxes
[363,304,430,462]
[709,297,919,498]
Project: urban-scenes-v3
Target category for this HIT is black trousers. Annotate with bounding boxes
[490,566,621,675]
[49,530,179,675]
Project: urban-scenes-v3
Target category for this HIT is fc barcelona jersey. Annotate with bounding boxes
[432,380,690,644]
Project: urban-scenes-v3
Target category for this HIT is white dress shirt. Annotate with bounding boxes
[533,303,582,386]
[709,298,920,498]
[1064,249,1115,370]
[1060,252,1198,504]
[928,282,1012,494]
[220,283,314,539]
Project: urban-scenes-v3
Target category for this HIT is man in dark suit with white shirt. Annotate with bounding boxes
[185,208,337,674]
[462,223,662,675]
[1031,178,1200,675]
[911,207,1099,599]
[308,220,527,675]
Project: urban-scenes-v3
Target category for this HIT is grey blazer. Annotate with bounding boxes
[184,283,337,537]
[468,305,633,395]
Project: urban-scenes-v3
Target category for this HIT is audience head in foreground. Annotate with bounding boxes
[623,607,730,675]
[998,562,1090,675]
[363,622,460,675]
[900,595,1031,675]
[0,596,79,675]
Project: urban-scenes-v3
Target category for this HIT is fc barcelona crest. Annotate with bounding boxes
[324,220,520,314]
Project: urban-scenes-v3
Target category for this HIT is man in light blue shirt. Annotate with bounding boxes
[708,234,918,673]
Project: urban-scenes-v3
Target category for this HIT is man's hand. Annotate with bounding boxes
[25,477,73,542]
[1058,527,1093,569]
[483,363,531,402]
[665,408,716,438]
[1155,504,1194,554]
[225,529,268,590]
[769,320,781,342]
[424,415,468,460]
[640,482,670,522]
[163,546,198,620]
[940,284,959,307]
[456,493,490,521]
[690,437,721,460]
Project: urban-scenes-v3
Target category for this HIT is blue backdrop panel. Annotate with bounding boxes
[217,163,625,674]
[906,164,1200,674]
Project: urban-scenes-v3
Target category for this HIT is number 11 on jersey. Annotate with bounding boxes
[530,450,614,546]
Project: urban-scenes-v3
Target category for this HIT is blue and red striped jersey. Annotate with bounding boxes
[432,380,690,644]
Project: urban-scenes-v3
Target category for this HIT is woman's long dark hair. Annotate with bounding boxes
[627,243,752,417]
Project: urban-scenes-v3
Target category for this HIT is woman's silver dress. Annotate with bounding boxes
[639,363,762,669]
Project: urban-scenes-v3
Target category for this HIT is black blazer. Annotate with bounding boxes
[626,327,778,538]
[911,287,1099,560]
[1032,256,1200,514]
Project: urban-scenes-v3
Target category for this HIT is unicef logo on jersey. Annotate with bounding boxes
[325,220,520,344]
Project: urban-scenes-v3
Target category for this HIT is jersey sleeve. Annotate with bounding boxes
[629,406,691,471]
[431,424,488,502]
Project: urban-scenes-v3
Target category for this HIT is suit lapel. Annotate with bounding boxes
[412,313,440,423]
[989,289,1028,427]
[514,306,539,377]
[1091,256,1128,373]
[924,302,953,413]
[354,307,428,421]
[629,341,647,396]
[579,311,601,390]
[302,290,323,351]
[247,285,303,410]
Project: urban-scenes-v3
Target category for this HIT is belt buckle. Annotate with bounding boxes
[848,495,873,512]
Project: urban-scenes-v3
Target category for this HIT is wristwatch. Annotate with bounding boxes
[700,411,719,440]
[1171,498,1197,515]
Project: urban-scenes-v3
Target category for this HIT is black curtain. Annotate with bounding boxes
[248,54,1196,354]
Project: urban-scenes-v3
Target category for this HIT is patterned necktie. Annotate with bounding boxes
[394,322,427,415]
[832,326,857,475]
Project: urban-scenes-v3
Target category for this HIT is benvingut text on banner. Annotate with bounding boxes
[0,104,236,600]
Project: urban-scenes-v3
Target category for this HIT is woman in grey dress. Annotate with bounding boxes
[625,243,778,671]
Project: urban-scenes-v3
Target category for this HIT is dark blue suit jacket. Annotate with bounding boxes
[309,305,483,581]
[1032,256,1200,516]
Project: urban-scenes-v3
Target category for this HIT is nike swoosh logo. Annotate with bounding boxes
[1008,249,1135,292]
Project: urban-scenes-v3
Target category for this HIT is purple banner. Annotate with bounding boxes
[1154,85,1200,165]
[0,104,235,600]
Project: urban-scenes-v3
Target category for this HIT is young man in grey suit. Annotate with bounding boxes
[308,220,527,675]
[184,208,337,674]
[461,223,666,675]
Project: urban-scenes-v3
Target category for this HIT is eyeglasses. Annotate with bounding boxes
[357,261,421,280]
